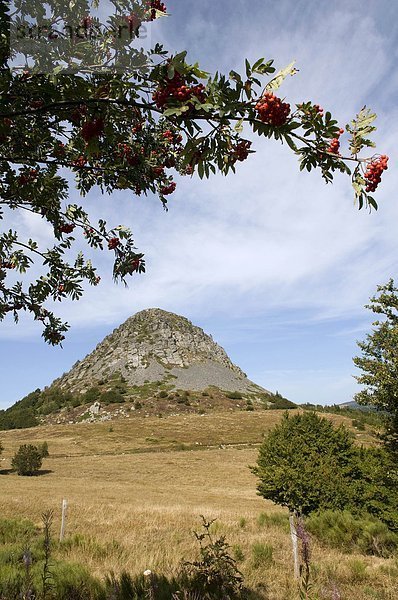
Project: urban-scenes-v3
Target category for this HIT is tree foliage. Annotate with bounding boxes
[353,279,398,453]
[253,412,362,516]
[11,443,43,475]
[0,1,389,344]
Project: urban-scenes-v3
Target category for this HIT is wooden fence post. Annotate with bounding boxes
[289,512,300,580]
[59,499,68,542]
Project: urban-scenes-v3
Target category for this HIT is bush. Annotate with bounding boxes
[226,391,243,400]
[100,390,125,404]
[183,517,244,599]
[158,390,168,398]
[0,407,38,430]
[253,412,363,516]
[38,442,49,458]
[270,396,296,409]
[11,444,43,476]
[306,510,398,557]
[83,386,101,404]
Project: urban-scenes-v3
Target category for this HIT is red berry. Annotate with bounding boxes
[108,237,120,250]
[160,182,176,195]
[81,118,104,143]
[232,140,252,162]
[364,156,389,193]
[255,93,291,126]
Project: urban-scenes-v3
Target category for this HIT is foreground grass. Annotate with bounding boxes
[0,411,395,599]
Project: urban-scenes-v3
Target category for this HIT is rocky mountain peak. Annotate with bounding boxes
[54,308,261,394]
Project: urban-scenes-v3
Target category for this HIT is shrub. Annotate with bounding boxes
[183,517,244,599]
[306,510,398,557]
[253,412,365,516]
[38,442,49,458]
[100,390,125,404]
[226,391,243,400]
[352,419,366,431]
[0,407,38,430]
[11,445,43,476]
[158,390,168,398]
[83,386,101,404]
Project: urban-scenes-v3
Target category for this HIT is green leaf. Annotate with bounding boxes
[284,135,298,152]
[266,60,298,91]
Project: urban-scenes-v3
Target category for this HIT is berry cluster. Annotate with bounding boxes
[82,16,93,29]
[59,223,75,234]
[117,143,140,166]
[327,129,344,155]
[81,118,104,143]
[255,93,291,126]
[162,129,183,144]
[148,0,167,20]
[160,182,176,195]
[232,140,252,162]
[54,141,66,158]
[0,261,15,269]
[314,104,324,115]
[72,156,87,168]
[108,237,120,250]
[153,72,206,109]
[18,169,38,186]
[128,258,143,273]
[70,105,87,125]
[364,155,389,193]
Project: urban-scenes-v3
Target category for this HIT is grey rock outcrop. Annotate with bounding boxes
[53,308,267,394]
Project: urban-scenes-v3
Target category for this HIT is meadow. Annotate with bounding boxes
[0,410,396,599]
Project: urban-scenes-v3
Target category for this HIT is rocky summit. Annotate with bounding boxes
[54,308,265,395]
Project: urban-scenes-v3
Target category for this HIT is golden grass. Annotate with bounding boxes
[0,410,395,599]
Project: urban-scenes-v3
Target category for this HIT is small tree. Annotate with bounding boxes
[12,444,43,476]
[38,442,49,458]
[252,412,362,578]
[254,412,362,516]
[353,279,398,453]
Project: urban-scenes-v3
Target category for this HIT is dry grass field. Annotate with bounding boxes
[0,410,396,599]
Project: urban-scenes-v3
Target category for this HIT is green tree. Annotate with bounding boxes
[0,1,389,344]
[353,280,398,453]
[38,441,49,458]
[253,412,362,517]
[11,444,43,475]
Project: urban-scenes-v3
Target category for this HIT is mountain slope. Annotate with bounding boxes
[1,309,296,428]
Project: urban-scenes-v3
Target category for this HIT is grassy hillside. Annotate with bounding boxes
[0,376,296,431]
[1,410,394,599]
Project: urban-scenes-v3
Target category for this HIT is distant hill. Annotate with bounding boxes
[1,309,295,429]
[338,401,377,412]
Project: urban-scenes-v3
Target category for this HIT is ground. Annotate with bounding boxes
[0,410,396,599]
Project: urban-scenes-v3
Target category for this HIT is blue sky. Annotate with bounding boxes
[1,0,397,408]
